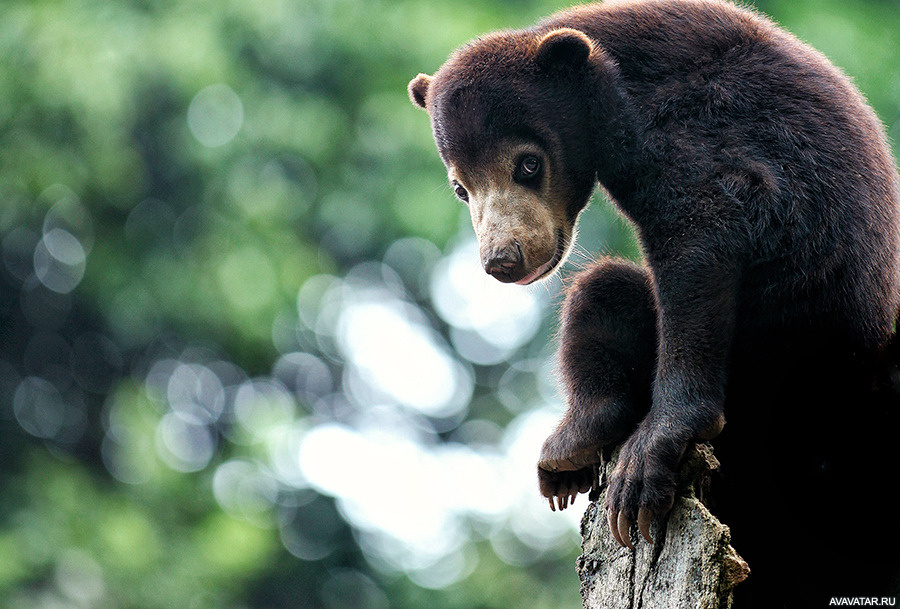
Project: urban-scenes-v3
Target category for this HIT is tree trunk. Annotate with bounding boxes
[577,444,749,609]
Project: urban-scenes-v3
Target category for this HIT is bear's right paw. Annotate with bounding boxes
[537,426,602,511]
[538,465,596,511]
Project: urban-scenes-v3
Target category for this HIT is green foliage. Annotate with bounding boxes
[0,0,897,607]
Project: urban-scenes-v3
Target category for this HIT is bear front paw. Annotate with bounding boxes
[605,429,684,548]
[538,466,596,511]
[537,423,603,511]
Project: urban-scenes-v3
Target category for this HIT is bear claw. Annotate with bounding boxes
[637,508,654,544]
[608,507,655,548]
[540,454,603,512]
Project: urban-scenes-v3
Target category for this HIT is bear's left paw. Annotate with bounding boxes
[605,429,683,549]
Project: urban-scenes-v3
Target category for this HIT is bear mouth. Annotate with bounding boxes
[515,230,567,286]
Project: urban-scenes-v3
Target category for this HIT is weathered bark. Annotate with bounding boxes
[577,444,749,609]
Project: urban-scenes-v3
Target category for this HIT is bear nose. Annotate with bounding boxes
[483,243,523,282]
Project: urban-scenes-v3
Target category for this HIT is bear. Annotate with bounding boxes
[408,0,900,604]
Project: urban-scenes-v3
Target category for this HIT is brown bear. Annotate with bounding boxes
[409,0,900,604]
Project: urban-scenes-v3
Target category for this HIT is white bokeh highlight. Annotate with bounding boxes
[188,83,244,147]
[125,236,581,588]
[431,239,547,364]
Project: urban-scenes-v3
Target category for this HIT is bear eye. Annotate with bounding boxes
[515,155,542,184]
[452,181,469,203]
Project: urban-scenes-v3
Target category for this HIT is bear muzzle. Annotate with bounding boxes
[482,242,524,283]
[481,229,567,285]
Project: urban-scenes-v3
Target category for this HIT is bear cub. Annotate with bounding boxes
[409,0,900,603]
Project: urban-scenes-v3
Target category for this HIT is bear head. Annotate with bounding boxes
[409,28,617,285]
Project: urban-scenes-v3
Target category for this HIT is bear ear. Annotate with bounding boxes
[408,73,432,110]
[535,28,593,71]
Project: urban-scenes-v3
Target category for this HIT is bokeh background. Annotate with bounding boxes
[0,0,898,607]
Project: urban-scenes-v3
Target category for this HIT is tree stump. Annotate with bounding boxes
[577,444,749,609]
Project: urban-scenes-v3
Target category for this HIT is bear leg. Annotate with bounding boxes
[539,258,657,511]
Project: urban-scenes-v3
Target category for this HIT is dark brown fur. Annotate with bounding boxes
[410,0,900,603]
